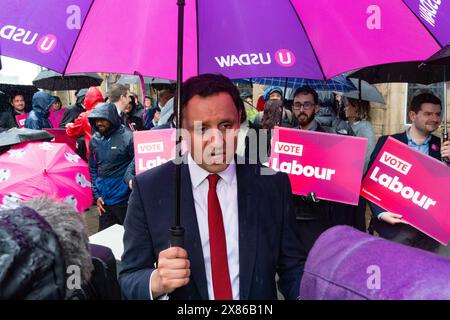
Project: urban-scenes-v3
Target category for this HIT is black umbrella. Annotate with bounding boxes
[117,75,175,91]
[0,127,54,154]
[425,45,450,141]
[0,127,54,147]
[349,61,450,85]
[350,54,450,144]
[0,84,39,113]
[425,45,450,65]
[32,70,103,91]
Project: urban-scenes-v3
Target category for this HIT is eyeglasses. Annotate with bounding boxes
[292,101,315,110]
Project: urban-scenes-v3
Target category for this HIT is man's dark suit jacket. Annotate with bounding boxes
[367,131,441,238]
[119,157,306,300]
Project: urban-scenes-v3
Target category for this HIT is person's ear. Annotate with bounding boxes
[408,110,417,123]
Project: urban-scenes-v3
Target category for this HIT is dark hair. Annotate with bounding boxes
[52,96,62,105]
[10,94,24,102]
[293,86,319,105]
[181,73,243,114]
[144,95,152,101]
[261,99,283,129]
[409,93,442,114]
[109,83,130,103]
[158,88,174,98]
[128,95,137,112]
[347,97,371,121]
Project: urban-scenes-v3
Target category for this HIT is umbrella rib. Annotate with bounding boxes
[287,0,327,80]
[0,170,42,191]
[62,0,96,75]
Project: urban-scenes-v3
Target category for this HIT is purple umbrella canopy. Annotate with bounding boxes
[0,0,448,80]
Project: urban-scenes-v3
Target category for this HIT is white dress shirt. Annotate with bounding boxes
[187,154,240,300]
[149,154,240,300]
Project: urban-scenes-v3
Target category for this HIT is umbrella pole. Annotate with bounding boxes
[442,66,449,163]
[67,90,71,105]
[283,78,288,100]
[281,78,288,125]
[358,79,362,102]
[443,66,448,143]
[169,0,186,248]
[136,72,147,102]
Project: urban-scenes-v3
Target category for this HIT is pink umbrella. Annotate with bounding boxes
[1,0,447,80]
[0,141,92,212]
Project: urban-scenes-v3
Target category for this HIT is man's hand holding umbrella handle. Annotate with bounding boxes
[151,247,190,298]
[379,212,409,225]
[96,197,106,216]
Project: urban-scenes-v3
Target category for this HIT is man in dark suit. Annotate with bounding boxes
[119,74,306,300]
[367,92,447,251]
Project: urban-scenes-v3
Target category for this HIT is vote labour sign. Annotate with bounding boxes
[15,113,27,128]
[361,137,450,245]
[268,127,367,205]
[133,129,176,175]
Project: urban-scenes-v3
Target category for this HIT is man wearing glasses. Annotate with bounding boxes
[291,86,335,254]
[292,88,323,131]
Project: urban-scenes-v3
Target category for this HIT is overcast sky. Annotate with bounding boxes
[0,56,42,85]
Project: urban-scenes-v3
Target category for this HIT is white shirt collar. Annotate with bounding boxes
[115,104,122,115]
[187,153,236,189]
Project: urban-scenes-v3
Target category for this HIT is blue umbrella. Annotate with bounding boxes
[236,74,356,94]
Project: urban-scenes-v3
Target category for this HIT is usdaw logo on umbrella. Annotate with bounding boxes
[215,49,296,68]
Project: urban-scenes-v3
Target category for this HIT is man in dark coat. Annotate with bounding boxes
[59,88,88,128]
[0,91,16,131]
[367,93,447,252]
[290,86,337,254]
[124,95,144,131]
[0,108,16,132]
[0,93,31,130]
[88,103,134,231]
[119,74,305,300]
[24,92,55,130]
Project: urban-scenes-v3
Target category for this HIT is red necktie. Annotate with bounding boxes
[207,174,232,300]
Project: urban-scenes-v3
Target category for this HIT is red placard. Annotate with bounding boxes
[133,129,177,175]
[44,128,77,152]
[268,127,367,205]
[361,137,450,245]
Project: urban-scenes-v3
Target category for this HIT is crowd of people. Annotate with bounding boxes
[1,72,450,300]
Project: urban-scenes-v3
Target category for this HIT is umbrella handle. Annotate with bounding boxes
[443,132,449,163]
[169,226,185,248]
